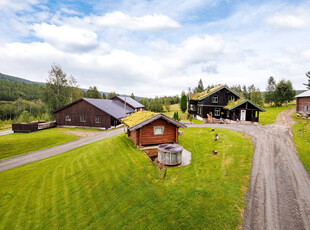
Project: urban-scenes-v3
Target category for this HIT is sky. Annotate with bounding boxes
[0,0,309,97]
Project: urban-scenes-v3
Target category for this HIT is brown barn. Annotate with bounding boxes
[122,111,186,146]
[54,98,135,129]
[296,90,310,115]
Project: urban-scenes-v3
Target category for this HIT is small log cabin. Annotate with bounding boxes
[122,111,186,146]
[188,85,265,122]
[54,97,138,129]
[295,90,310,115]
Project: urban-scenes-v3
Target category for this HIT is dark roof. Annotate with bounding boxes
[295,90,310,98]
[123,112,186,131]
[190,85,241,101]
[114,96,145,109]
[54,98,134,120]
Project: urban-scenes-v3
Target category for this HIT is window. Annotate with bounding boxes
[95,117,101,123]
[190,104,196,111]
[212,95,218,103]
[214,109,220,116]
[154,126,164,135]
[65,115,71,121]
[80,116,86,122]
[227,111,230,117]
[229,95,234,102]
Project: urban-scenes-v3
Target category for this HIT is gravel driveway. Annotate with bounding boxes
[189,107,310,230]
[0,128,123,172]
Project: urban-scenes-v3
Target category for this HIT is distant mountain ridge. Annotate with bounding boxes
[0,72,143,100]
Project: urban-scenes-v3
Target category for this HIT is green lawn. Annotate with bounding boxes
[291,113,310,173]
[163,104,203,124]
[0,128,100,160]
[259,104,296,125]
[0,128,253,229]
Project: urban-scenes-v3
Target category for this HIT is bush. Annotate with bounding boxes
[173,111,180,121]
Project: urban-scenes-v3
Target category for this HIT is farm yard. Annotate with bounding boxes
[0,128,101,160]
[0,128,253,229]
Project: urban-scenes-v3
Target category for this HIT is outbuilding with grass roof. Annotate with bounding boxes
[122,111,186,146]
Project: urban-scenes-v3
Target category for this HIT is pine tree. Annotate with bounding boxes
[265,76,276,106]
[130,93,135,99]
[180,91,187,113]
[304,71,310,90]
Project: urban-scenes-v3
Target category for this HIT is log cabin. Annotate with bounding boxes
[188,85,265,122]
[54,97,142,129]
[295,90,310,115]
[122,111,186,146]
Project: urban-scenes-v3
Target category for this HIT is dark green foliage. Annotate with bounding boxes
[304,71,310,90]
[42,64,82,112]
[130,93,135,99]
[180,92,187,113]
[194,79,204,93]
[173,111,180,121]
[0,79,42,101]
[0,72,42,84]
[85,86,102,99]
[274,80,296,106]
[139,95,180,112]
[265,76,276,105]
[107,91,117,99]
[242,85,250,99]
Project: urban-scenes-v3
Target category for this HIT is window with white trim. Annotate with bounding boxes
[80,116,86,122]
[65,115,71,121]
[229,95,234,102]
[154,126,164,135]
[214,109,220,116]
[95,117,101,123]
[227,111,230,117]
[212,95,218,103]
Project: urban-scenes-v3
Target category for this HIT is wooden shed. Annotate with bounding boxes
[122,111,186,146]
[296,90,310,115]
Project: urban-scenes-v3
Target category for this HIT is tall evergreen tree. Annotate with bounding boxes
[304,71,310,90]
[180,91,187,113]
[107,91,117,99]
[265,76,276,106]
[130,93,135,99]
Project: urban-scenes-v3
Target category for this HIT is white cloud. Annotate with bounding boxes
[90,11,181,31]
[265,7,310,29]
[32,23,99,52]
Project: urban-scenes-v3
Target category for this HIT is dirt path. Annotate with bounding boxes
[0,129,13,136]
[0,128,123,172]
[188,109,310,230]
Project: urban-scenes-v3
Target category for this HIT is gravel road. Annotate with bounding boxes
[189,107,310,230]
[0,128,123,172]
[0,130,13,136]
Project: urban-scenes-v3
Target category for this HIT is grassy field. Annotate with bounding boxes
[0,128,100,160]
[164,104,203,124]
[0,128,253,229]
[259,104,296,125]
[291,113,310,173]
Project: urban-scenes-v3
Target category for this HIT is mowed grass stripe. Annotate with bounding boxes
[0,129,253,229]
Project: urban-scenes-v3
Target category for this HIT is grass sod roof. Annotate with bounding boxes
[224,98,265,112]
[190,85,241,101]
[121,110,158,128]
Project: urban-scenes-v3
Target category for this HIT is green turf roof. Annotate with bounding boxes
[190,85,241,101]
[121,110,158,128]
[224,99,265,112]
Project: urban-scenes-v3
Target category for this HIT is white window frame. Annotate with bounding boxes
[214,109,220,116]
[65,115,71,121]
[80,116,86,122]
[227,111,230,117]
[95,117,101,123]
[154,126,164,135]
[212,95,218,103]
[229,95,234,102]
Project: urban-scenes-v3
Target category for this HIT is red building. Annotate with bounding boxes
[296,90,310,115]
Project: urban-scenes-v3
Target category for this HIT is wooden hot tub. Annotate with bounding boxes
[158,143,183,166]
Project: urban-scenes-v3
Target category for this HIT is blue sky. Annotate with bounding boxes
[0,0,309,97]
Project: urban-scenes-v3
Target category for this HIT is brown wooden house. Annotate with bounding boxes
[122,111,186,146]
[188,85,265,122]
[296,90,310,115]
[54,98,135,129]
